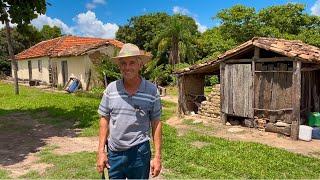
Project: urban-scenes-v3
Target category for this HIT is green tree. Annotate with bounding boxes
[40,25,62,41]
[197,27,237,59]
[212,3,320,46]
[93,56,121,87]
[257,3,320,46]
[153,14,200,68]
[213,4,259,43]
[0,25,57,76]
[0,0,48,94]
[0,27,30,75]
[116,12,170,55]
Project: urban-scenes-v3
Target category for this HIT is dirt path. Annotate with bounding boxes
[0,113,165,179]
[166,115,320,158]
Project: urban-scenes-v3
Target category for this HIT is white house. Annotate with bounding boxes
[14,35,124,90]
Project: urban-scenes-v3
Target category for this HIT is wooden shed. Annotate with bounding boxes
[175,37,320,140]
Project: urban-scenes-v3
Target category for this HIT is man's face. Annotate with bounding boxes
[118,57,143,80]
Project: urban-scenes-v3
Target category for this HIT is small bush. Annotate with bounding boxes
[0,71,6,80]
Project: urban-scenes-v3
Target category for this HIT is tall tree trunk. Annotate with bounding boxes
[171,38,179,69]
[4,15,19,95]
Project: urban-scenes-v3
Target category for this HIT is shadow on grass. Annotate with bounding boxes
[0,104,99,167]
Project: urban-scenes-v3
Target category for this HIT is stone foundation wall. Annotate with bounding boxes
[198,84,221,121]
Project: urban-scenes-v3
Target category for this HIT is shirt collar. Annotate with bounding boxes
[118,76,146,94]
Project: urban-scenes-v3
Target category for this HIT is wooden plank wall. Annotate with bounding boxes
[300,70,320,121]
[254,62,293,123]
[184,74,205,113]
[222,64,253,118]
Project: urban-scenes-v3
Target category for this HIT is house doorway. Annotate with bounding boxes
[28,61,32,80]
[61,61,68,86]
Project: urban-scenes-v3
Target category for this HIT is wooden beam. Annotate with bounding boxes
[225,59,252,63]
[301,67,320,72]
[255,71,293,73]
[254,108,293,112]
[255,57,294,62]
[220,62,226,124]
[291,60,301,140]
[252,57,257,122]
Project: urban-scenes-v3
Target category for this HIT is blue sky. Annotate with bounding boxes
[1,0,320,39]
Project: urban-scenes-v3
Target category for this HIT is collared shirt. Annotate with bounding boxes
[98,77,162,151]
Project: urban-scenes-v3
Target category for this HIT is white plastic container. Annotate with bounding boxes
[299,125,313,141]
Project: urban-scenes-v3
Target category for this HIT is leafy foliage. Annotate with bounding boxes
[0,25,63,75]
[40,25,62,41]
[214,5,259,43]
[92,56,121,87]
[1,0,48,94]
[153,14,201,67]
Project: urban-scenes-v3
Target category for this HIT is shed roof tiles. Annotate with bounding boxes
[15,36,124,60]
[176,37,320,74]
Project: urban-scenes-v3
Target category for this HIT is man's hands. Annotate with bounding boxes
[96,152,110,172]
[150,157,162,177]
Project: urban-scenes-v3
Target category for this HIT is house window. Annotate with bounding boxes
[38,60,42,73]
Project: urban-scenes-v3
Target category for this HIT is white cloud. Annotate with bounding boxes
[173,6,191,15]
[196,21,207,33]
[172,6,207,33]
[85,3,96,9]
[74,11,118,38]
[31,14,75,34]
[86,0,106,9]
[30,11,118,39]
[93,0,106,4]
[0,23,5,29]
[311,0,320,16]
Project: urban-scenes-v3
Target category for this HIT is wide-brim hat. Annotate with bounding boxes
[110,43,151,65]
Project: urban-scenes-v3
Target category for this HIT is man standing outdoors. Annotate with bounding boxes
[96,43,162,179]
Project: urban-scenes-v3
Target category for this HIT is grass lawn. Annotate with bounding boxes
[1,82,320,179]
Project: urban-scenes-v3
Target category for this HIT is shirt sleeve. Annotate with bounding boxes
[150,88,162,121]
[97,88,111,117]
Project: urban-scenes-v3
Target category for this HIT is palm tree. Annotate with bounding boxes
[153,14,199,69]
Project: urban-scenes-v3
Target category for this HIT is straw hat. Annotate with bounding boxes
[110,43,151,65]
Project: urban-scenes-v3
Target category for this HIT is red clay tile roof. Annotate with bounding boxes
[15,36,124,60]
[176,37,320,74]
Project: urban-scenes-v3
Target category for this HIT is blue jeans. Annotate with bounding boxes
[107,141,151,179]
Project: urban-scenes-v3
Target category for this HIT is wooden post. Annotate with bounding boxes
[220,62,226,124]
[177,75,183,115]
[221,112,227,125]
[291,60,301,140]
[254,46,260,58]
[178,75,188,116]
[252,47,260,119]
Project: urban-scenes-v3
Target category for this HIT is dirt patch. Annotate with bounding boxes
[0,112,167,179]
[166,115,320,158]
[190,141,212,148]
[161,95,178,104]
[46,136,98,155]
[0,113,79,178]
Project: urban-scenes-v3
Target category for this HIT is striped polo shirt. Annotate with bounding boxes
[98,77,162,151]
